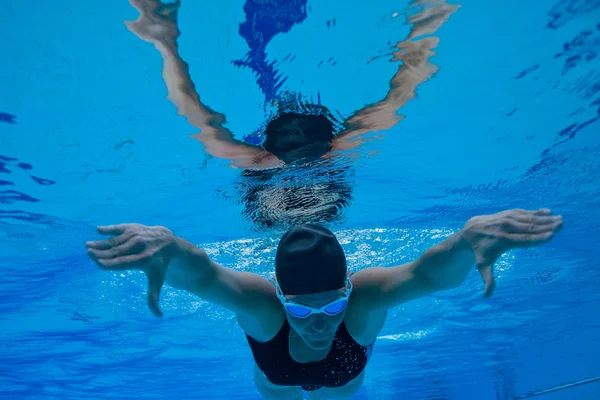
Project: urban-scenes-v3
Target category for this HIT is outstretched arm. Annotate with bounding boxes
[126,0,281,169]
[86,223,284,341]
[332,0,459,152]
[351,209,563,311]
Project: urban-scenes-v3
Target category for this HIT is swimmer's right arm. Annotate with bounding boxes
[86,223,283,341]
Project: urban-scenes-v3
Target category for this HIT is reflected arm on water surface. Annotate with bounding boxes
[332,0,459,152]
[126,0,281,169]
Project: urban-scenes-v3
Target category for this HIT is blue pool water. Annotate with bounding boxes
[1,0,599,398]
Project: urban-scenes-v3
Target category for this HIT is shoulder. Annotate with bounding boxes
[240,311,285,343]
[344,270,388,346]
[344,295,387,346]
[342,267,395,345]
[234,274,286,343]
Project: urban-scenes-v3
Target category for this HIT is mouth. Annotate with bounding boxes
[307,331,331,339]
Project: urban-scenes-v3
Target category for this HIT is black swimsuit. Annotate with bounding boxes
[246,319,373,391]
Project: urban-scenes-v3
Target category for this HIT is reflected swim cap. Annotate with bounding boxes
[275,224,347,295]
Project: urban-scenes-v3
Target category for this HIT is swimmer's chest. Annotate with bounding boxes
[249,321,369,387]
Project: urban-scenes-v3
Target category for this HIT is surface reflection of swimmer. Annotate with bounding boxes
[125,0,457,226]
[238,161,353,229]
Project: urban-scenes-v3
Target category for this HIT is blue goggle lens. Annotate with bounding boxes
[285,305,312,318]
[324,299,348,315]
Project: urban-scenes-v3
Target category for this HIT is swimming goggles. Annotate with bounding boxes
[274,279,353,318]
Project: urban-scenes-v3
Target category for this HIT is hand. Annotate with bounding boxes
[125,0,181,44]
[463,208,563,298]
[86,224,179,317]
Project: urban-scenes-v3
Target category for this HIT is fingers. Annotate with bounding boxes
[512,208,552,216]
[504,213,563,246]
[504,210,563,244]
[86,224,138,251]
[93,253,148,270]
[87,240,140,260]
[88,233,145,260]
[97,225,128,235]
[477,263,496,298]
[507,231,557,248]
[504,218,562,235]
[146,264,166,318]
[509,213,562,227]
[124,19,140,31]
[128,0,159,13]
[86,232,131,251]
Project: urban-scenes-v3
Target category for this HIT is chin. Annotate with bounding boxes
[304,334,334,350]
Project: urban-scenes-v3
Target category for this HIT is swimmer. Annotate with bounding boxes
[125,0,459,168]
[86,208,563,399]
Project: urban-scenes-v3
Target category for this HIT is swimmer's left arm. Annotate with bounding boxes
[351,209,563,310]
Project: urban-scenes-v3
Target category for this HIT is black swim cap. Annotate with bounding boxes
[275,224,347,295]
[262,112,335,162]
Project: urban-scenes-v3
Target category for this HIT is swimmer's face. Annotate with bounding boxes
[284,287,348,350]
